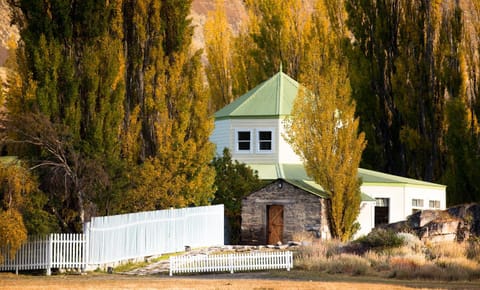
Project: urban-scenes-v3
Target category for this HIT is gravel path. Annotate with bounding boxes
[120,245,297,276]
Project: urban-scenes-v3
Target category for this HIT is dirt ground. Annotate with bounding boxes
[1,272,480,290]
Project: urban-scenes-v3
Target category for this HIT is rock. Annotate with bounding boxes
[383,203,480,242]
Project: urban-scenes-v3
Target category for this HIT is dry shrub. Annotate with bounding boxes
[389,255,428,279]
[436,257,480,280]
[325,253,370,276]
[426,241,466,260]
[363,250,390,272]
[466,240,480,263]
[292,231,316,245]
[295,240,348,271]
[397,232,423,254]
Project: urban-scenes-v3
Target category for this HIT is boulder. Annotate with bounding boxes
[384,203,480,242]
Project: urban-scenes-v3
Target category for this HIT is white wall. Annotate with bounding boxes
[354,201,375,239]
[278,118,302,164]
[210,119,231,156]
[361,184,447,224]
[360,185,407,224]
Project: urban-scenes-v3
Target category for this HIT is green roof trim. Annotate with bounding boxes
[248,163,445,200]
[361,193,376,202]
[214,71,299,120]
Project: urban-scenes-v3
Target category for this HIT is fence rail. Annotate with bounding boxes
[169,251,293,276]
[0,205,224,275]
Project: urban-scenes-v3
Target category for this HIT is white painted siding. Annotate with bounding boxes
[404,186,446,215]
[278,118,302,164]
[211,120,231,156]
[355,201,375,239]
[360,185,407,224]
[361,184,447,225]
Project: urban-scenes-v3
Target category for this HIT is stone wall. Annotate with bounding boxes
[241,179,329,245]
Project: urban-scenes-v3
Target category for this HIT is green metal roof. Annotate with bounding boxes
[358,168,446,188]
[214,71,299,120]
[248,163,445,201]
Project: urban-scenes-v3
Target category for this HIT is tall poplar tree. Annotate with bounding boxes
[204,0,235,112]
[6,0,125,230]
[288,0,366,241]
[122,0,215,211]
[243,0,311,81]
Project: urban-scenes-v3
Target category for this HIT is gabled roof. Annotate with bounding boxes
[214,70,299,120]
[248,163,445,201]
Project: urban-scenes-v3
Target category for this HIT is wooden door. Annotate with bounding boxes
[267,205,284,244]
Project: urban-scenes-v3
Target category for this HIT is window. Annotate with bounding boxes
[257,130,273,152]
[412,199,424,207]
[236,130,252,152]
[429,200,441,209]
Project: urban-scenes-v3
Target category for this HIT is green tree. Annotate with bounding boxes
[211,148,263,244]
[6,0,126,229]
[345,0,403,175]
[243,0,312,81]
[121,0,216,212]
[288,0,366,241]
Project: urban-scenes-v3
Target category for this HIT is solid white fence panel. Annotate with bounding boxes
[86,204,224,265]
[169,251,293,276]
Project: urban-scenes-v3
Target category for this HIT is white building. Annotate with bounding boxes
[210,70,446,241]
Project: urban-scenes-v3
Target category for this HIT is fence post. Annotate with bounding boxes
[169,256,173,276]
[46,234,52,276]
[83,223,89,272]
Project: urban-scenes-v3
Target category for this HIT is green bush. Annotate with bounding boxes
[355,229,405,251]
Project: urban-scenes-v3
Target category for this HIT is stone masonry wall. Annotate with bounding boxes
[241,180,328,245]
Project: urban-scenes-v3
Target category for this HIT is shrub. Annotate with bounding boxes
[295,239,343,270]
[426,241,466,260]
[325,253,370,276]
[363,250,390,272]
[436,257,480,280]
[355,229,404,251]
[466,239,480,263]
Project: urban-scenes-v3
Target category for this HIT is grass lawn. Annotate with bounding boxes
[1,270,480,290]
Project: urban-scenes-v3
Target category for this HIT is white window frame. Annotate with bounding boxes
[256,128,275,153]
[235,129,253,153]
[412,198,424,208]
[429,200,441,209]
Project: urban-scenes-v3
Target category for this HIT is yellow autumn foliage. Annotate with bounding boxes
[0,210,27,263]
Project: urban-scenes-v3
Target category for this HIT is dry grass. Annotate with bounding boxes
[295,231,480,282]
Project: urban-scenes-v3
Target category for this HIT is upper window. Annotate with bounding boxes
[257,130,273,152]
[412,199,424,207]
[236,130,252,152]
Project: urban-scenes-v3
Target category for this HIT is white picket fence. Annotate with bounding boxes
[0,205,224,275]
[0,234,85,275]
[169,251,293,276]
